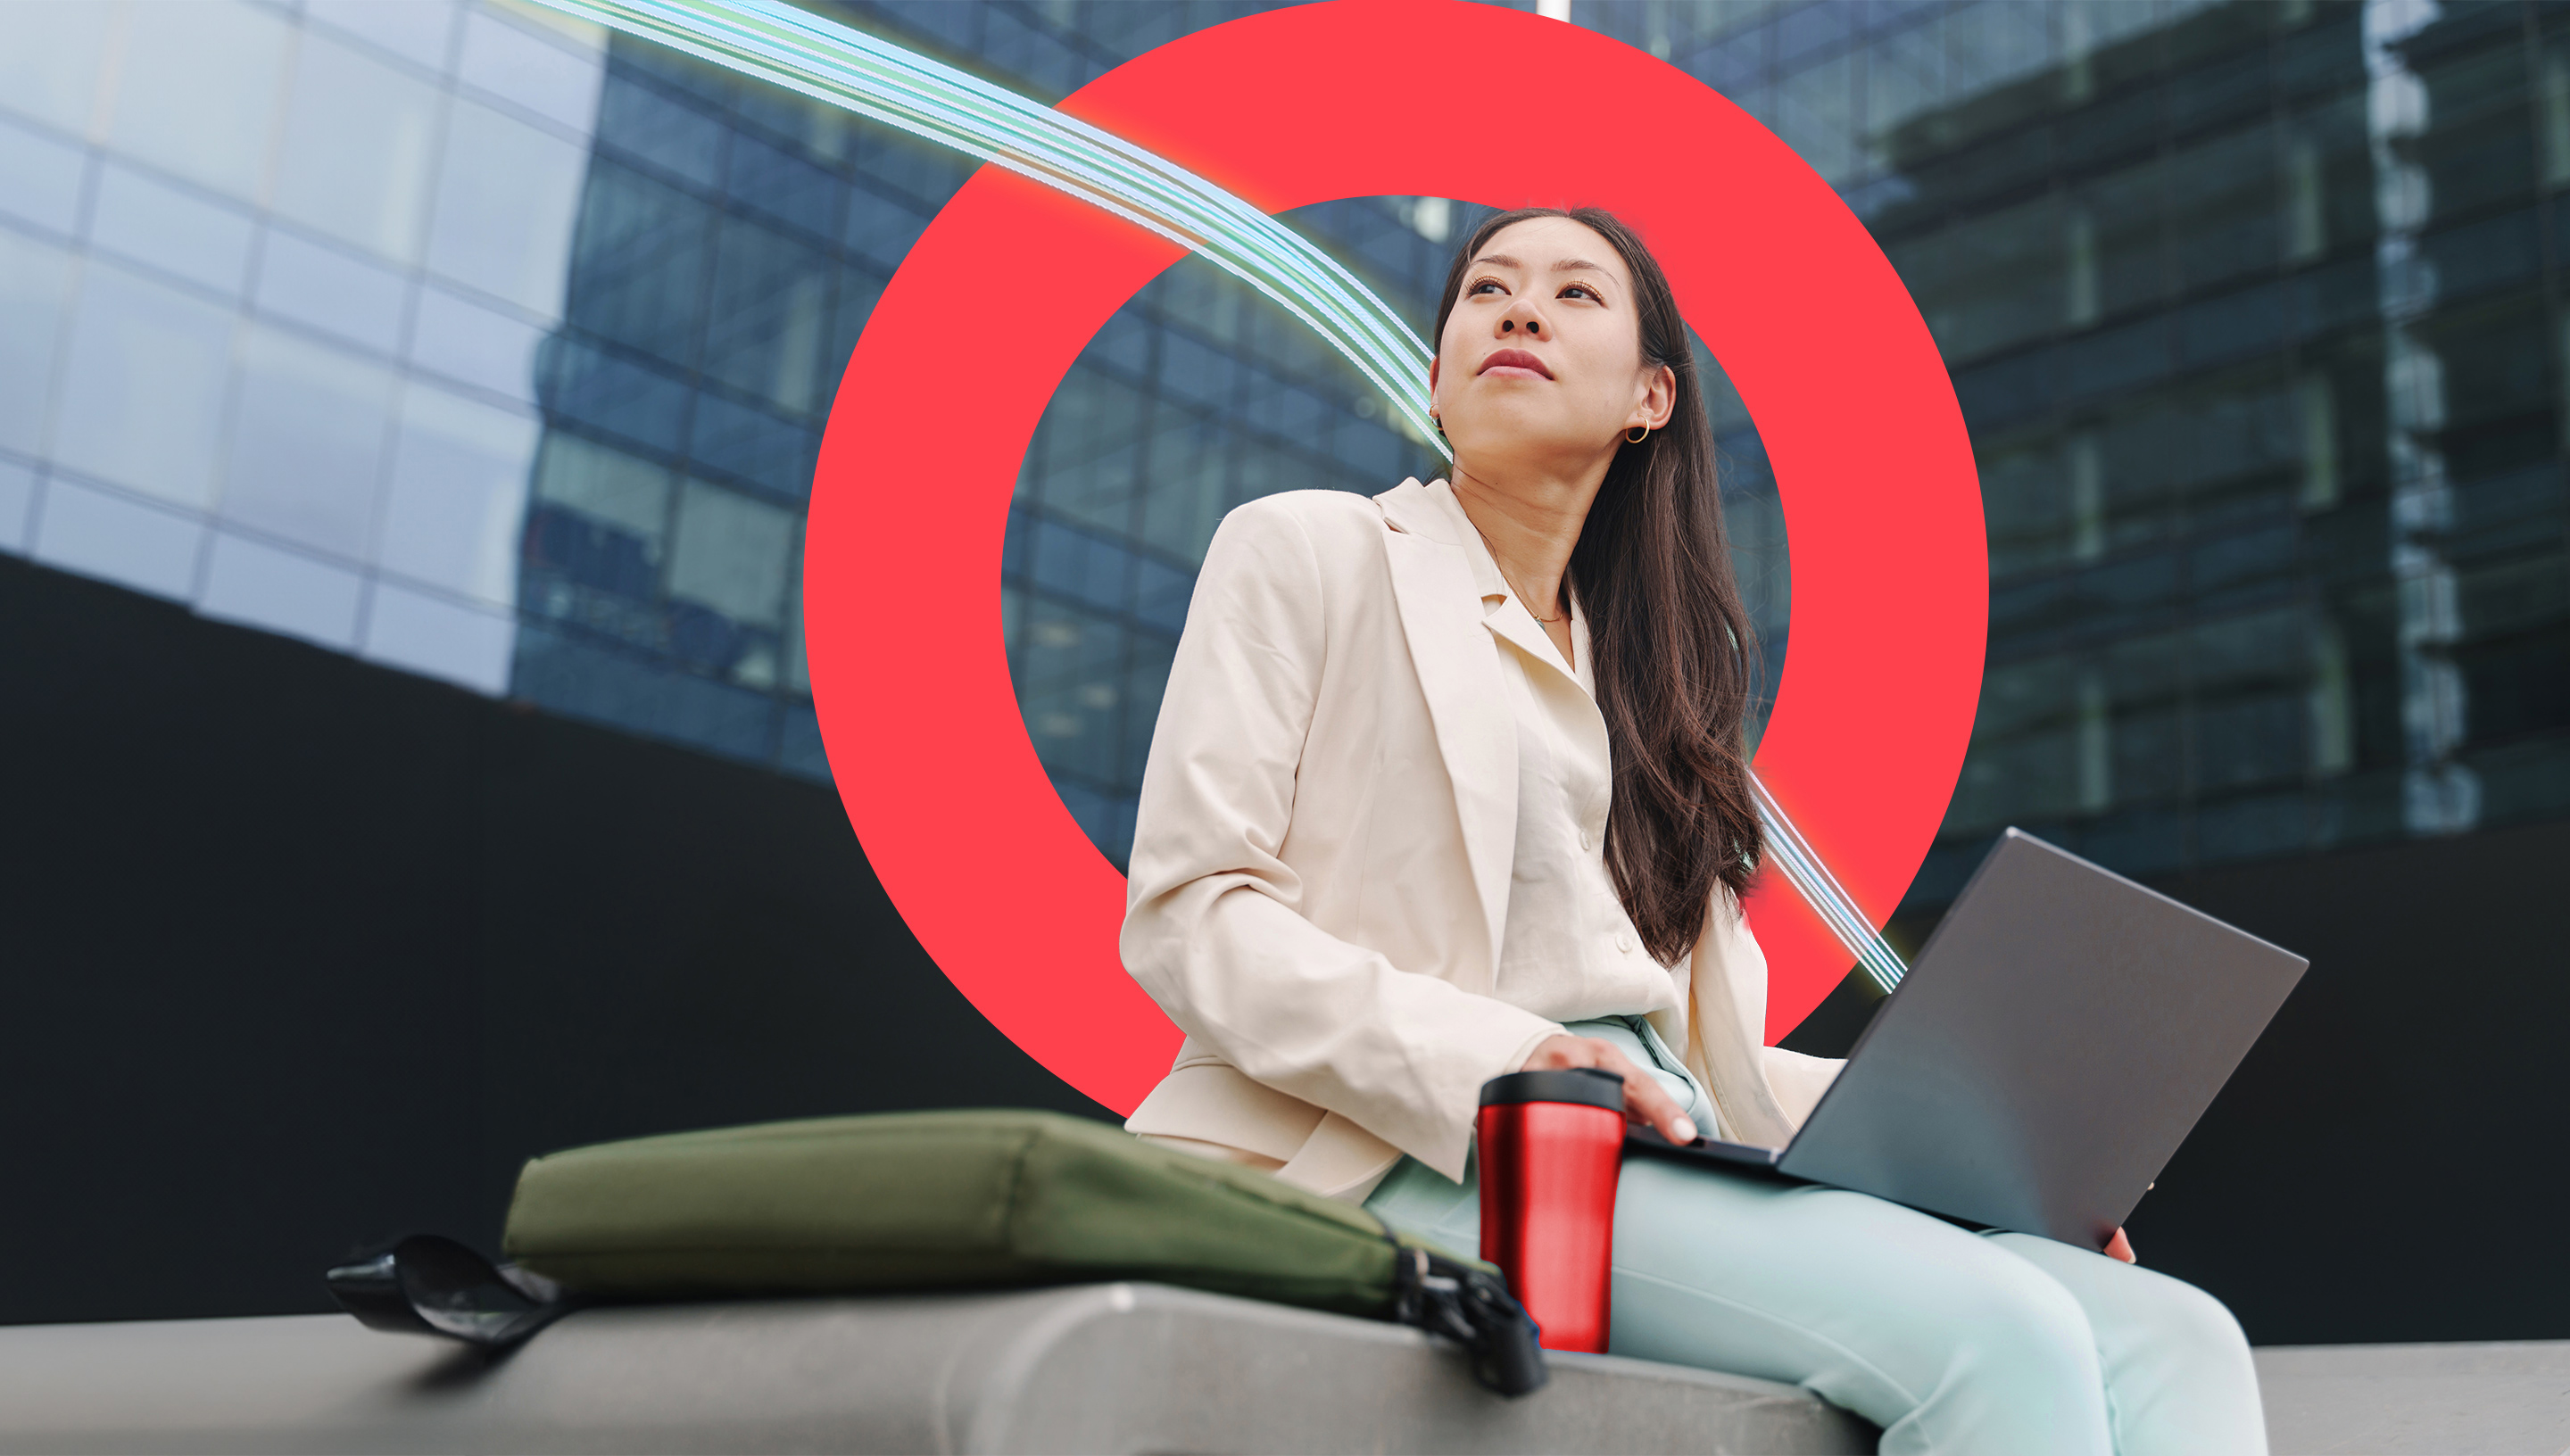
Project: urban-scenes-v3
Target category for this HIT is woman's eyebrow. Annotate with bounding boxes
[1470,253,1611,277]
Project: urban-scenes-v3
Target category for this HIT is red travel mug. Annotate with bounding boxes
[1476,1066,1627,1353]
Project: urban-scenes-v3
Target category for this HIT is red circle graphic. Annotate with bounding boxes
[807,0,1986,1114]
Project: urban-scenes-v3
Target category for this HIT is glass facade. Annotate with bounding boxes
[0,0,607,691]
[1581,0,2570,939]
[4,0,2566,963]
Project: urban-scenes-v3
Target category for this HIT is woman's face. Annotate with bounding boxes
[1429,216,1674,467]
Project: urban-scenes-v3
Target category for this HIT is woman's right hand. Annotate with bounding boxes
[1521,1035,1699,1146]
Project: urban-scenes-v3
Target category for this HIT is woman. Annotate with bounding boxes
[1119,205,2265,1453]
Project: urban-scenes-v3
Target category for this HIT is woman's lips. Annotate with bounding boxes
[1479,348,1554,379]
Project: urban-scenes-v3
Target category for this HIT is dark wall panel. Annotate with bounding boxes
[0,555,1100,1326]
[2127,818,2570,1344]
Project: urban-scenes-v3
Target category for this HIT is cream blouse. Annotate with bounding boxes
[1421,478,1687,1029]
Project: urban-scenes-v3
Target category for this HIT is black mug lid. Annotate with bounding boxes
[1479,1066,1626,1113]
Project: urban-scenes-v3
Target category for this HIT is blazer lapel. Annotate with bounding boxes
[1375,480,1515,980]
[1480,600,1562,676]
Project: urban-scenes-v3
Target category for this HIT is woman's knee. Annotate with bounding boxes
[1845,1237,2112,1452]
[1945,1252,2102,1382]
[2126,1267,2256,1372]
[1996,1230,2254,1375]
[1757,1193,2105,1392]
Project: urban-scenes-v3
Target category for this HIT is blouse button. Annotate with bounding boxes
[1579,828,1596,851]
[1615,931,1635,954]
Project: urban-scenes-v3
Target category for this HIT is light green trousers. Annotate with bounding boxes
[1364,1017,2267,1456]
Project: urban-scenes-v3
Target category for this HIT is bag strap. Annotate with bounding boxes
[326,1229,1548,1398]
[1382,1233,1550,1396]
[325,1235,575,1349]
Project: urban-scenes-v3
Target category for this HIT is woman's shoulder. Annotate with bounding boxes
[1218,487,1391,541]
[1201,488,1396,580]
[1181,489,1397,657]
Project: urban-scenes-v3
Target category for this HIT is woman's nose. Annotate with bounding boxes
[1499,313,1545,337]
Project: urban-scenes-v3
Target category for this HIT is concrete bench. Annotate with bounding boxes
[2253,1339,2570,1456]
[0,1283,1878,1453]
[11,1283,2561,1453]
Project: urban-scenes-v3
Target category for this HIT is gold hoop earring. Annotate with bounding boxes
[1625,424,1651,444]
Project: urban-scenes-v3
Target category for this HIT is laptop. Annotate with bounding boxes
[1628,827,2309,1248]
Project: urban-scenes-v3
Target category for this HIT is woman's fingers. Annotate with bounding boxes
[2102,1227,2136,1263]
[1587,1044,1697,1146]
[1518,1035,1699,1145]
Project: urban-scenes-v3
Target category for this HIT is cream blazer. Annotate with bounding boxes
[1120,478,1844,1196]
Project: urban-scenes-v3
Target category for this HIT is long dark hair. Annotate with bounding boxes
[1431,206,1763,964]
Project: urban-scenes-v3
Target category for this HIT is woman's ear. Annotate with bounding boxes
[1639,361,1678,431]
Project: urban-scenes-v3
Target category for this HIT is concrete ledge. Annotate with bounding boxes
[2255,1341,2570,1455]
[0,1283,1878,1454]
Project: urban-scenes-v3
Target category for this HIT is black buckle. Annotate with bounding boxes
[326,1234,574,1349]
[1380,1228,1548,1397]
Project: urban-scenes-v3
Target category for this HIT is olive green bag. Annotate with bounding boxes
[327,1109,1546,1395]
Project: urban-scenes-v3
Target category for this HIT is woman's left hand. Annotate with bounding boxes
[2103,1227,2136,1263]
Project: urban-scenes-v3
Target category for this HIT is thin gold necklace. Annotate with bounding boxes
[1467,517,1567,624]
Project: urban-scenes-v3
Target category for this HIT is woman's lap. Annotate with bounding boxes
[1979,1228,2266,1455]
[1367,1151,2264,1455]
[1612,1158,2262,1454]
[1611,1160,2108,1452]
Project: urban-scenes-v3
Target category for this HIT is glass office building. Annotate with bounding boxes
[4,0,2565,940]
[0,0,606,693]
[1591,0,2570,931]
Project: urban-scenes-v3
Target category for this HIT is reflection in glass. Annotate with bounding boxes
[363,579,519,692]
[0,229,75,455]
[106,0,294,203]
[255,229,411,355]
[221,325,399,558]
[412,285,551,402]
[198,531,367,649]
[427,101,591,316]
[272,31,443,263]
[32,476,207,600]
[53,263,236,510]
[306,0,460,68]
[88,164,256,298]
[378,383,540,607]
